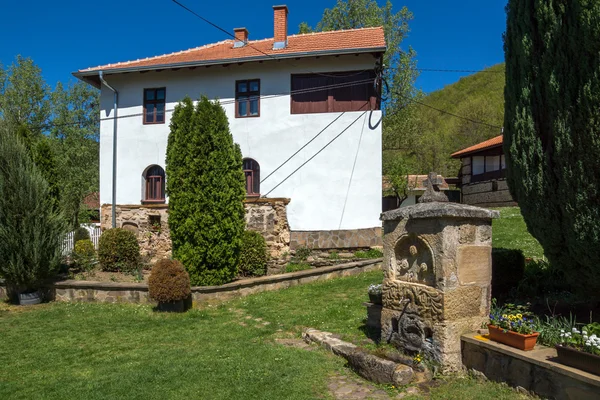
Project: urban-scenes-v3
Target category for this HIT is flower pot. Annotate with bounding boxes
[368,292,382,305]
[18,291,42,306]
[556,345,600,376]
[487,324,539,351]
[157,300,185,313]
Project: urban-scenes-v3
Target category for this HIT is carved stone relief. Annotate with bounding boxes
[391,234,435,287]
[382,280,443,323]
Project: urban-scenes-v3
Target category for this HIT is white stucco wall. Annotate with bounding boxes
[98,55,382,231]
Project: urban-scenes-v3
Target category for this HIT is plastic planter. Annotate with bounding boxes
[487,324,539,351]
[556,345,600,376]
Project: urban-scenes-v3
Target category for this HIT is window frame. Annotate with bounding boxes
[235,79,261,118]
[143,165,166,204]
[143,88,166,125]
[469,148,506,183]
[242,158,260,197]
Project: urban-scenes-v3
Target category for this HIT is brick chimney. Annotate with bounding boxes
[233,27,248,48]
[273,5,288,50]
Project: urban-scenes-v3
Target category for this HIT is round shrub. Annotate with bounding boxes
[73,227,90,243]
[238,230,268,278]
[491,248,525,300]
[72,239,96,271]
[148,259,191,303]
[98,228,140,272]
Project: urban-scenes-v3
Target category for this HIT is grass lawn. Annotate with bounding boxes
[1,271,531,399]
[492,207,545,259]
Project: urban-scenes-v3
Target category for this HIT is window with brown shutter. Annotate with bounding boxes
[243,158,260,196]
[291,71,378,114]
[143,165,165,203]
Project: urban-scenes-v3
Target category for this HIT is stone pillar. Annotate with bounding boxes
[379,173,498,371]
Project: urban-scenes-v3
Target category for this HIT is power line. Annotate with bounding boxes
[414,68,504,74]
[261,111,368,198]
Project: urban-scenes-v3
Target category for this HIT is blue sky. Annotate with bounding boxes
[0,0,507,93]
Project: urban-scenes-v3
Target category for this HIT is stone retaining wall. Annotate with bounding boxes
[101,198,291,270]
[461,180,517,208]
[290,227,382,250]
[39,260,382,304]
[462,333,600,400]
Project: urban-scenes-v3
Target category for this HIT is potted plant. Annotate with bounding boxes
[368,284,383,305]
[488,302,539,351]
[148,259,191,312]
[556,323,600,375]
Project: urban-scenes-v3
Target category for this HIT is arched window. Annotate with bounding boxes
[143,165,165,203]
[243,158,260,197]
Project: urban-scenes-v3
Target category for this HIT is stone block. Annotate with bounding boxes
[457,245,492,286]
[444,286,483,319]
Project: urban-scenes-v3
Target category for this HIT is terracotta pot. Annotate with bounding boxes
[556,345,600,376]
[487,324,539,351]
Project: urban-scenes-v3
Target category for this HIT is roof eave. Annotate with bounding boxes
[73,46,386,88]
[451,143,503,159]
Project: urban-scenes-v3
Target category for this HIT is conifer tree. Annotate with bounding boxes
[166,96,246,286]
[504,0,600,295]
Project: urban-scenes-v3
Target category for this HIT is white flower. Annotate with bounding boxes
[560,329,565,333]
[572,328,579,333]
[560,333,565,337]
[583,335,589,341]
[585,341,591,346]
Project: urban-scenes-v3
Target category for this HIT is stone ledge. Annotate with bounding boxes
[54,280,149,291]
[243,197,291,205]
[462,333,600,398]
[380,202,499,221]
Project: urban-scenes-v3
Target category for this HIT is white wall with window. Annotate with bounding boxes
[98,55,382,231]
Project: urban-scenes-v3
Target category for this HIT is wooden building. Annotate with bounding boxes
[451,135,516,207]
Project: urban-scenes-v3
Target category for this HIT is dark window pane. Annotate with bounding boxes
[156,89,165,100]
[249,80,259,92]
[249,99,259,115]
[156,103,165,122]
[238,97,248,116]
[237,82,248,93]
[145,104,155,123]
[145,90,155,100]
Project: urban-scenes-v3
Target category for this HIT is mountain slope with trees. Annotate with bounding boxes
[384,63,505,177]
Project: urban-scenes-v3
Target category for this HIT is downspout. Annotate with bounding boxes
[98,71,118,229]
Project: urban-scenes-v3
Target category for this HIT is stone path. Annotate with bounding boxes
[328,373,422,399]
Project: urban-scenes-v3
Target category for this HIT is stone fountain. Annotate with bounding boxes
[379,172,499,371]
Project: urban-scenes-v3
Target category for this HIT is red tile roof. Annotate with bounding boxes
[83,192,100,210]
[76,27,385,76]
[451,135,503,158]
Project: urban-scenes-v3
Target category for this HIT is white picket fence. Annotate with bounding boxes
[62,224,102,255]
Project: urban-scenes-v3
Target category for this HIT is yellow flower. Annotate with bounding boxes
[516,313,523,319]
[502,314,508,319]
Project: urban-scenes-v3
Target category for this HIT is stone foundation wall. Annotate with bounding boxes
[101,204,171,264]
[101,199,292,271]
[32,260,382,304]
[290,227,382,250]
[462,333,600,400]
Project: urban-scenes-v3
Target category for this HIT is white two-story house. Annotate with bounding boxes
[74,5,385,263]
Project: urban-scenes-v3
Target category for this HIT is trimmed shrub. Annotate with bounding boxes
[0,126,66,295]
[491,248,525,300]
[148,259,191,303]
[98,228,140,272]
[74,227,90,243]
[72,239,96,271]
[238,231,268,278]
[354,248,384,259]
[166,96,246,286]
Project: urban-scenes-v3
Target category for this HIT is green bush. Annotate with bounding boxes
[513,259,568,300]
[238,231,268,278]
[72,239,96,272]
[294,247,312,261]
[73,227,90,243]
[354,248,384,259]
[0,127,66,296]
[148,259,191,303]
[166,96,246,286]
[491,248,525,300]
[98,228,140,272]
[285,263,312,273]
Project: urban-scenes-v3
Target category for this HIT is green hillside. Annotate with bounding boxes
[384,63,506,177]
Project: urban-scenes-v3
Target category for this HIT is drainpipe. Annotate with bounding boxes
[98,71,118,229]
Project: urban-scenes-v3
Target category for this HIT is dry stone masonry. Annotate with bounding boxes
[379,172,499,372]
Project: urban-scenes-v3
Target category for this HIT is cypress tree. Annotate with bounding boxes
[504,0,600,296]
[166,96,246,286]
[0,125,66,296]
[33,138,61,211]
